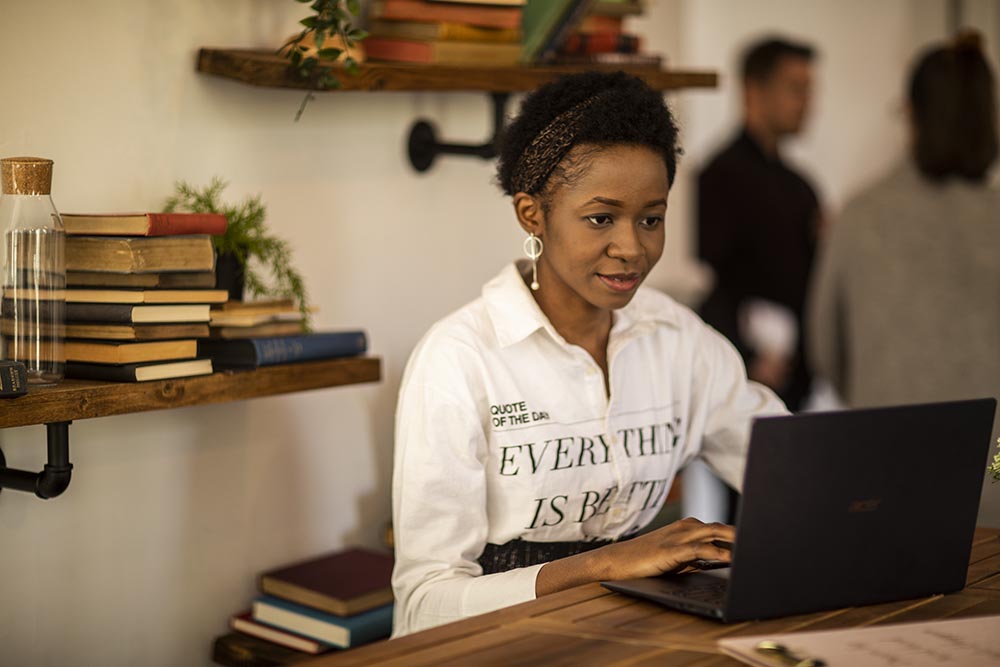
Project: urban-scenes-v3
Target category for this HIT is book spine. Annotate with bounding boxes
[343,604,394,646]
[375,0,522,30]
[560,32,640,55]
[362,36,434,64]
[199,332,367,368]
[65,362,139,382]
[66,302,136,323]
[144,213,228,236]
[0,360,28,397]
[252,333,367,366]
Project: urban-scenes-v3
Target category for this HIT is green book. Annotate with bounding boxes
[520,0,595,64]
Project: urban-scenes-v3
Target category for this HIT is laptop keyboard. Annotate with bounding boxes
[671,579,728,605]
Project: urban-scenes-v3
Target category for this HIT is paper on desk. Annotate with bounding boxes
[718,615,1000,667]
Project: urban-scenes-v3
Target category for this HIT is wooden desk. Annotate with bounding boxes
[307,527,1000,667]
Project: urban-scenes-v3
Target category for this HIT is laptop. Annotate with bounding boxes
[602,398,997,622]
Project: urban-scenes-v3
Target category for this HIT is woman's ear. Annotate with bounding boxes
[513,192,545,237]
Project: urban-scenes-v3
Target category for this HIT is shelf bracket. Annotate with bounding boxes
[0,421,73,500]
[407,92,510,172]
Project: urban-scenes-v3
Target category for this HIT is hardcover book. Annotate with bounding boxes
[197,331,367,369]
[66,303,211,324]
[211,321,305,339]
[370,0,522,30]
[259,547,394,617]
[63,339,198,364]
[521,0,596,63]
[64,322,210,341]
[65,358,213,382]
[363,37,521,65]
[230,611,332,655]
[67,271,217,289]
[65,236,215,274]
[251,597,392,649]
[62,212,227,237]
[211,631,312,667]
[367,19,521,42]
[65,288,229,305]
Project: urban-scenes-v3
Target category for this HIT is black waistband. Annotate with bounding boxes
[478,538,616,575]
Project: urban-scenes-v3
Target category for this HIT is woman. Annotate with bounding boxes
[808,33,1000,421]
[392,71,787,636]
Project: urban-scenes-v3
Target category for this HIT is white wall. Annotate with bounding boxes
[0,2,996,665]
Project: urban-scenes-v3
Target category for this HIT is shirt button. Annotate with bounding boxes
[609,507,625,522]
[586,368,597,377]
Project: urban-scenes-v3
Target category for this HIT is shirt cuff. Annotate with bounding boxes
[462,562,545,617]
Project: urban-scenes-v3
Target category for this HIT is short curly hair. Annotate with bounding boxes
[496,71,680,199]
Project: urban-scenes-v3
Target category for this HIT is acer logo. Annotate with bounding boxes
[848,498,882,513]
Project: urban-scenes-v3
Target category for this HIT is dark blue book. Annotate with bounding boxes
[251,596,392,648]
[197,331,367,369]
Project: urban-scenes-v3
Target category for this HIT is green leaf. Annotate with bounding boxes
[313,29,326,50]
[347,0,361,15]
[299,16,317,28]
[318,48,343,60]
[347,28,368,41]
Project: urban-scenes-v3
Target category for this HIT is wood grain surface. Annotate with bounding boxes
[196,49,718,93]
[0,357,381,428]
[301,527,1000,667]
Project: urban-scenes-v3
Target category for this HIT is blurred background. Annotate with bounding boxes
[0,1,997,665]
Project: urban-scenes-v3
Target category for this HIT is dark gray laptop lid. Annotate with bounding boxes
[724,398,996,621]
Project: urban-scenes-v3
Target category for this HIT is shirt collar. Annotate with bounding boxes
[483,261,680,349]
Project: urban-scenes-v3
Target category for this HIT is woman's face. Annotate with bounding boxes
[520,143,669,316]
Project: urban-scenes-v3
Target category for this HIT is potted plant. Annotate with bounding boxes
[164,178,311,328]
[280,0,368,120]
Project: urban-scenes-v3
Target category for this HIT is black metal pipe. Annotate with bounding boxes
[0,421,73,500]
[407,92,510,171]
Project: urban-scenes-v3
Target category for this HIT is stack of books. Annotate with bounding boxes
[365,0,525,66]
[208,299,305,339]
[219,547,395,659]
[555,0,660,67]
[61,212,228,382]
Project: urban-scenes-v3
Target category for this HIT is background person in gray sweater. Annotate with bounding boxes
[808,31,1000,523]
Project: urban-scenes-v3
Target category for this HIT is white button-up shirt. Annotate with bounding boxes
[392,262,787,636]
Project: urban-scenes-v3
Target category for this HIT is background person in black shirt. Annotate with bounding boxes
[697,36,821,413]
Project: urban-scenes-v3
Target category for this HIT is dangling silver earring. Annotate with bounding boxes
[523,233,543,291]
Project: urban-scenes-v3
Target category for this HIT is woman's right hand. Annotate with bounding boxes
[598,517,735,580]
[536,517,735,597]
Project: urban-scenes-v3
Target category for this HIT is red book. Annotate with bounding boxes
[579,14,623,34]
[230,611,333,654]
[363,36,521,66]
[560,32,641,55]
[259,547,394,617]
[61,212,227,237]
[370,0,522,30]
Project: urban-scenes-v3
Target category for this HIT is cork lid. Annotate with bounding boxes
[1,157,53,195]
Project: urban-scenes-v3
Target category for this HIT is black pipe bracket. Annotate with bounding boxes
[0,421,73,500]
[407,92,510,172]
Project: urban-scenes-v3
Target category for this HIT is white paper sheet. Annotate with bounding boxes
[718,615,1000,667]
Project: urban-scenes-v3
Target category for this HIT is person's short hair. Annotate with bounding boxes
[908,31,998,182]
[496,71,680,199]
[742,37,816,83]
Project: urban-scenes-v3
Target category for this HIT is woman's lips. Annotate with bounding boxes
[597,272,641,293]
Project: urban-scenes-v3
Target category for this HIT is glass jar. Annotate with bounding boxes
[0,157,65,385]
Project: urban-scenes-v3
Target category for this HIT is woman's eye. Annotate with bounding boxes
[586,215,613,226]
[640,216,664,228]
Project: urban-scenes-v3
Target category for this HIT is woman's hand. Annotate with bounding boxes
[600,517,735,580]
[535,517,735,597]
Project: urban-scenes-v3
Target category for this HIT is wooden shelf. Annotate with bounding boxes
[196,48,718,92]
[0,357,381,429]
